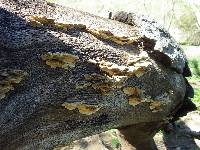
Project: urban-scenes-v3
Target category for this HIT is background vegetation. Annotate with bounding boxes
[48,0,200,45]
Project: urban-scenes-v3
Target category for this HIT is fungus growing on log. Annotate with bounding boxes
[62,102,100,115]
[27,15,86,31]
[123,87,143,107]
[150,101,162,112]
[0,69,27,100]
[42,52,79,70]
[0,1,195,150]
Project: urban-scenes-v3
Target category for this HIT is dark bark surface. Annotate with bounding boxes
[0,0,194,149]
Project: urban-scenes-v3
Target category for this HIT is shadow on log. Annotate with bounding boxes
[0,0,196,150]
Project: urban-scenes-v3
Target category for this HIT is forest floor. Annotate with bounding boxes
[154,111,200,150]
[55,111,200,150]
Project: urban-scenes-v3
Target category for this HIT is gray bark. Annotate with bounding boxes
[0,0,194,149]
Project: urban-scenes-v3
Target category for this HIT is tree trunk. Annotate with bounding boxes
[0,0,193,149]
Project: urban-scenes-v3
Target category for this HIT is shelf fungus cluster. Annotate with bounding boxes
[122,86,162,112]
[123,87,143,107]
[42,52,79,70]
[75,73,114,95]
[27,15,145,47]
[97,54,151,79]
[149,101,162,113]
[26,15,86,31]
[88,29,142,46]
[0,69,27,100]
[32,15,160,114]
[62,102,100,115]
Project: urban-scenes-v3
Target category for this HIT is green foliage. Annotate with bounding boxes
[47,0,200,45]
[157,129,164,136]
[174,1,200,45]
[187,58,200,83]
[108,129,121,149]
[192,89,200,110]
[191,59,200,76]
[111,138,120,149]
[176,3,196,31]
[187,57,200,110]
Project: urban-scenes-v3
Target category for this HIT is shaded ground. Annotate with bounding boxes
[154,111,200,150]
[55,111,200,150]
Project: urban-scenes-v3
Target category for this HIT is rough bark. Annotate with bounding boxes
[0,0,194,150]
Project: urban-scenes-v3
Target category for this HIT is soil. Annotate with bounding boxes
[154,111,200,150]
[55,111,200,150]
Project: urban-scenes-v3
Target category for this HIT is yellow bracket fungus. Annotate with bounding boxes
[98,60,148,78]
[83,73,113,95]
[123,87,143,107]
[62,102,100,115]
[27,15,145,46]
[128,97,141,106]
[123,86,163,111]
[26,15,55,28]
[127,51,149,66]
[42,52,79,70]
[88,29,141,45]
[150,101,162,112]
[26,15,86,31]
[123,87,141,97]
[0,69,27,100]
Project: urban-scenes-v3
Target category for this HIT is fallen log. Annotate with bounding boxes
[0,0,195,149]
